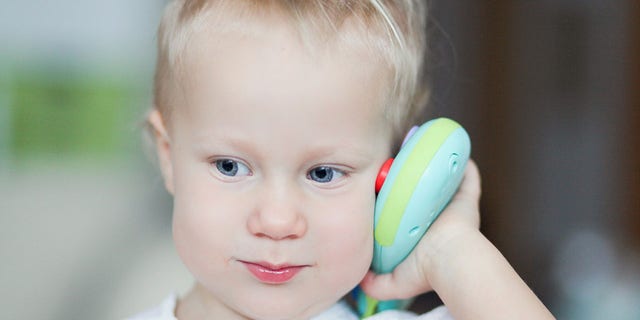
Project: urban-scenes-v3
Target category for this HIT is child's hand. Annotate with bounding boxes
[360,159,555,319]
[359,159,482,300]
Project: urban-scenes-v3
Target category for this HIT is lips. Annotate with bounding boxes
[241,261,307,284]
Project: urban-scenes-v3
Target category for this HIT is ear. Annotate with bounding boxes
[147,109,175,195]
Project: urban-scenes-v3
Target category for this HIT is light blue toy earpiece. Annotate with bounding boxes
[357,118,471,317]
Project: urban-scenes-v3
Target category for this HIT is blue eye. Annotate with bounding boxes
[308,166,344,183]
[214,159,251,177]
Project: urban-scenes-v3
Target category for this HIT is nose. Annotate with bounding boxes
[246,181,307,240]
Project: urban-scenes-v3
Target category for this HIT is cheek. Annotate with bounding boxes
[313,190,375,290]
[170,161,244,280]
[172,193,222,277]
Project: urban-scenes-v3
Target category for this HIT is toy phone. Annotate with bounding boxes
[355,118,471,318]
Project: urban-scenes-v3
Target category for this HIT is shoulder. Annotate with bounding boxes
[367,305,454,320]
[125,294,178,320]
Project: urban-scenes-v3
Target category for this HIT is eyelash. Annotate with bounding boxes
[210,158,252,179]
[307,166,347,184]
[209,158,349,185]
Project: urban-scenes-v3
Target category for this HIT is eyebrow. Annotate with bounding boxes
[190,133,252,154]
[190,133,376,166]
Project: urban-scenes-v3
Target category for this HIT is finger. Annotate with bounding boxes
[452,159,481,206]
[432,159,482,231]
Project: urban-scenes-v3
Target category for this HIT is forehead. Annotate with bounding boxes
[175,15,391,125]
[166,18,394,155]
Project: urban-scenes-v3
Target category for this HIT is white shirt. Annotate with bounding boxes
[126,294,454,320]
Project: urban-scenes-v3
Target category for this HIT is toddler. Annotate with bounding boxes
[133,0,555,319]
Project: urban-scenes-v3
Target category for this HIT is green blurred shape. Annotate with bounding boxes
[9,68,142,162]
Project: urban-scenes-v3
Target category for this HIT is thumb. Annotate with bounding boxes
[358,257,433,301]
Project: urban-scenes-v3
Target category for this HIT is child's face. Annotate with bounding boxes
[158,21,393,319]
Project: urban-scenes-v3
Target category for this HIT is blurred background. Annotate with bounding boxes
[0,0,638,319]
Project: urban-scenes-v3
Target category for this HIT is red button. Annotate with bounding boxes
[375,158,394,194]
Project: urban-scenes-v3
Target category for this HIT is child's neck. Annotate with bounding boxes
[176,283,251,320]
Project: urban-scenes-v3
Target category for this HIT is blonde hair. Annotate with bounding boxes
[153,0,428,145]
